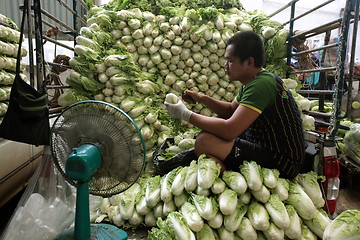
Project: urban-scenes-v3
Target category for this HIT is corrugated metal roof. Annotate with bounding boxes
[0,0,87,38]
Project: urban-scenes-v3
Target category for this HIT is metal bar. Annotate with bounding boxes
[268,0,298,18]
[42,35,74,51]
[291,18,343,40]
[330,0,354,137]
[315,119,331,126]
[286,1,297,78]
[46,85,71,89]
[293,17,357,41]
[303,110,332,118]
[56,0,86,24]
[25,1,35,87]
[40,8,75,32]
[57,0,76,15]
[283,0,335,26]
[292,66,337,74]
[0,20,13,28]
[0,151,42,185]
[49,106,65,113]
[77,0,89,11]
[38,15,57,29]
[34,0,46,89]
[32,13,76,37]
[47,61,71,69]
[292,43,339,57]
[345,0,360,119]
[31,14,75,34]
[319,31,332,112]
[73,0,78,40]
[297,89,335,95]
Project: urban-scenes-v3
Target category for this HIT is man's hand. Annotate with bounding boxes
[164,100,193,122]
[182,90,204,104]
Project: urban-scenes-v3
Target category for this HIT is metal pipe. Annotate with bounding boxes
[31,13,76,37]
[0,151,43,185]
[303,110,332,118]
[0,20,13,28]
[292,67,337,74]
[57,0,76,15]
[49,107,65,113]
[319,31,332,112]
[47,61,71,69]
[36,15,57,29]
[268,0,298,18]
[291,18,343,39]
[297,89,335,95]
[42,35,74,51]
[315,120,332,126]
[56,0,86,24]
[283,0,335,26]
[286,0,297,77]
[330,0,354,137]
[40,8,75,32]
[46,85,71,89]
[34,0,46,90]
[292,43,339,56]
[345,0,360,119]
[73,0,78,39]
[25,1,35,87]
[77,0,89,11]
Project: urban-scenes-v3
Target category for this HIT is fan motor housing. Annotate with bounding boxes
[66,143,102,182]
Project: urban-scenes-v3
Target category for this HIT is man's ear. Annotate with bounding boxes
[247,57,255,66]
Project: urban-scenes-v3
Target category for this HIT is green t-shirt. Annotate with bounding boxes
[235,70,304,164]
[236,69,276,113]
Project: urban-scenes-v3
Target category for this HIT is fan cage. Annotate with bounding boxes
[50,100,146,197]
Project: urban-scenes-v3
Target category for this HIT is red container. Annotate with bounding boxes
[323,156,340,214]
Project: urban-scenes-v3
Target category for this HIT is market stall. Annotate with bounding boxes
[0,0,360,239]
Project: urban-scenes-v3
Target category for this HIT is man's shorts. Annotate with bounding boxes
[223,137,302,179]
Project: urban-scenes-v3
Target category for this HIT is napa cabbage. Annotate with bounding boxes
[222,171,248,195]
[285,181,317,220]
[265,194,290,229]
[294,171,325,208]
[240,161,263,191]
[197,154,221,190]
[189,193,218,221]
[323,210,360,240]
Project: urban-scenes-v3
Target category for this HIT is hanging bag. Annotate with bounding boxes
[0,0,50,146]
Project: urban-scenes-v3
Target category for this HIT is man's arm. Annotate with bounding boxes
[199,94,235,119]
[189,104,260,141]
[184,90,238,119]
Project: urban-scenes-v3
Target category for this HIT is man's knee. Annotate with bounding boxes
[194,132,212,156]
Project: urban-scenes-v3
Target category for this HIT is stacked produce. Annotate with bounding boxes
[88,156,340,239]
[155,128,197,161]
[56,2,360,239]
[343,123,360,165]
[0,14,27,123]
[281,78,316,131]
[59,2,291,172]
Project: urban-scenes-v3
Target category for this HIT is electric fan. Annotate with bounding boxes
[50,100,146,240]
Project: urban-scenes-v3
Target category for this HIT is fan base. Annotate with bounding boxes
[56,223,128,240]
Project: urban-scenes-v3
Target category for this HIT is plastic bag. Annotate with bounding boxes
[0,146,76,240]
[344,123,360,165]
[153,137,197,175]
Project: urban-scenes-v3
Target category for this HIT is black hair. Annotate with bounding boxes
[226,31,264,67]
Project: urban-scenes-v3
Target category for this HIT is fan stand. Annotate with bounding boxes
[56,144,128,240]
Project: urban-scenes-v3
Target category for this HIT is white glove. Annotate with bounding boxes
[164,100,193,122]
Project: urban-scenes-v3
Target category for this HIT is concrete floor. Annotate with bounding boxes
[334,188,360,216]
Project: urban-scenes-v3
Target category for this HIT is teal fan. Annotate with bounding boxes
[50,100,146,240]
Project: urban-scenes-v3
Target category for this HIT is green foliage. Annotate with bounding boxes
[106,0,243,16]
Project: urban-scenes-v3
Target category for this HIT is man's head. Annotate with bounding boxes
[225,31,264,82]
